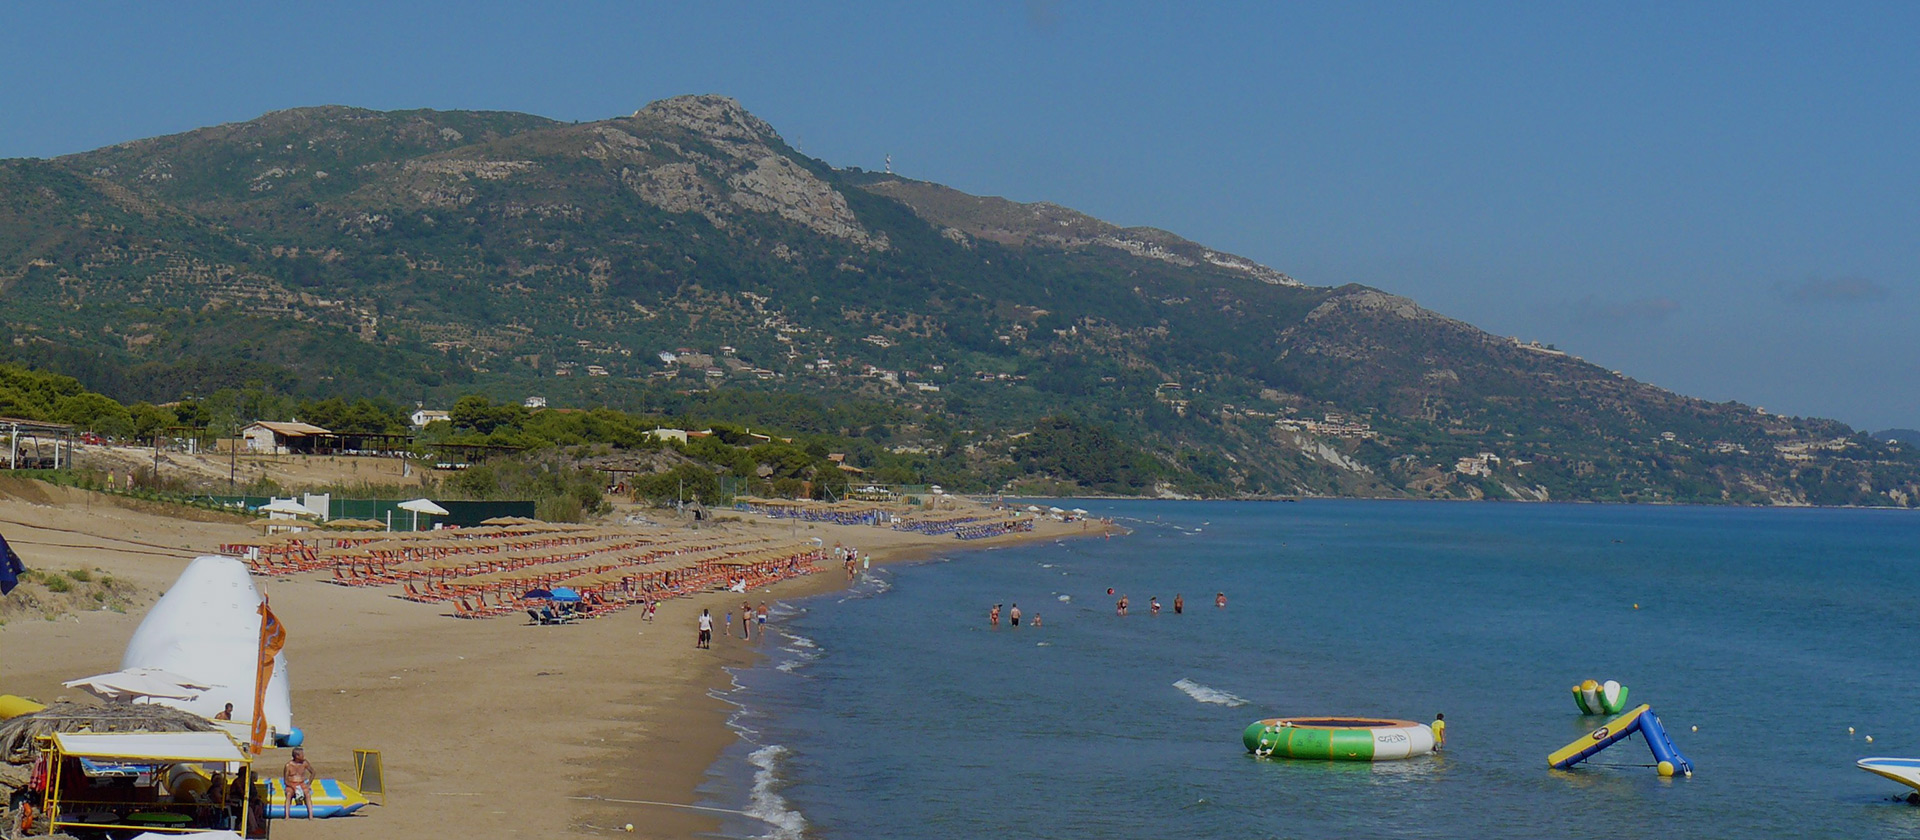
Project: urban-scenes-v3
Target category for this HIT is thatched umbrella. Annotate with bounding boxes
[0,701,216,765]
[323,518,387,531]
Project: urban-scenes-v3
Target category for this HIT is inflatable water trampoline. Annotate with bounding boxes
[1244,717,1436,761]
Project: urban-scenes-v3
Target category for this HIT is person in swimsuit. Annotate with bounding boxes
[283,748,315,819]
[757,602,769,632]
[1173,594,1184,614]
[1215,592,1227,608]
[1009,604,1021,627]
[214,702,234,720]
[991,604,1001,626]
[1150,597,1161,616]
[1117,595,1129,616]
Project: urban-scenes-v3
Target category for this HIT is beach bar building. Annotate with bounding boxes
[242,421,332,455]
[1,417,76,470]
[38,730,255,836]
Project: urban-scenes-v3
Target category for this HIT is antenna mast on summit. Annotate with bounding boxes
[885,154,892,175]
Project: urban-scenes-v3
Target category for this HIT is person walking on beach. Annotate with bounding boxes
[1173,594,1184,615]
[1432,713,1446,751]
[644,596,656,621]
[283,748,315,819]
[697,609,713,649]
[757,601,769,633]
[1010,604,1021,627]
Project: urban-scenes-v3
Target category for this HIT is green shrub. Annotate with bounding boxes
[66,568,92,583]
[42,575,71,594]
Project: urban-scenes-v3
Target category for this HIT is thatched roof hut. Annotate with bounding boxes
[0,701,216,766]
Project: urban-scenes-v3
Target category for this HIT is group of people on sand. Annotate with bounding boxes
[987,603,1040,628]
[696,601,771,647]
[1108,588,1226,616]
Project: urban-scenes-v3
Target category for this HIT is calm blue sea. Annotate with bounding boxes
[701,500,1920,839]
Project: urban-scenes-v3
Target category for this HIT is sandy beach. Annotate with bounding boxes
[0,478,1103,838]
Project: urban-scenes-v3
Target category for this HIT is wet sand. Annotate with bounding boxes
[0,481,1101,838]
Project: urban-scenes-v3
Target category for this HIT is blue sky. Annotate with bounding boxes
[4,2,1915,429]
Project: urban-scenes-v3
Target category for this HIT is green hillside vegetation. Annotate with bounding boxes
[2,95,1917,505]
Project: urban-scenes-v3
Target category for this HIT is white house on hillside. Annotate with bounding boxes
[410,409,451,428]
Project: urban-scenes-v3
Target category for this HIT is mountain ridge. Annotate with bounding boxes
[1,94,1914,505]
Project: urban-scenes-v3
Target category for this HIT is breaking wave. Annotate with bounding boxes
[1173,678,1248,707]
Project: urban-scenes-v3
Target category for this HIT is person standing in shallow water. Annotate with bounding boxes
[1150,597,1161,616]
[1215,592,1227,608]
[1173,594,1184,614]
[1432,713,1446,751]
[1009,604,1021,627]
[991,604,1001,627]
[1117,595,1129,616]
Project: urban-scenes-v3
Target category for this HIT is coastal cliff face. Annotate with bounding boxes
[0,95,1914,504]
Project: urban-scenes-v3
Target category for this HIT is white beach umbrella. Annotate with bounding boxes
[120,667,221,690]
[258,499,316,517]
[63,669,207,702]
[398,498,450,515]
[1071,508,1089,515]
[398,498,450,531]
[1026,505,1042,512]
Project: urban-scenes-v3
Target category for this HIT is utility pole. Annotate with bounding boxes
[230,423,239,491]
[152,433,161,488]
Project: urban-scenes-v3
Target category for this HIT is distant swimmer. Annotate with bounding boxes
[991,604,1002,627]
[1432,713,1446,751]
[1215,592,1227,608]
[1173,594,1184,614]
[1117,595,1129,616]
[1032,614,1041,627]
[1010,604,1022,627]
[1150,597,1161,615]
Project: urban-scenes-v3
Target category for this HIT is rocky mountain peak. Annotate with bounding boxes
[633,95,781,148]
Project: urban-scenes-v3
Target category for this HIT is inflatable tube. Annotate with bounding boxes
[1244,717,1435,761]
[262,777,371,819]
[1572,679,1629,715]
[0,695,46,720]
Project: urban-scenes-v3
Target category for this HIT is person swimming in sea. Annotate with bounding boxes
[1173,594,1183,614]
[1215,592,1227,608]
[1150,597,1161,615]
[1117,595,1129,615]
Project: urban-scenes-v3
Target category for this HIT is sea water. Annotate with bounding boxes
[703,500,1920,839]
